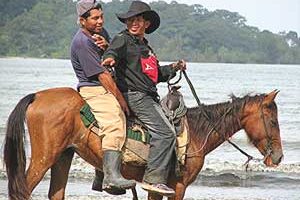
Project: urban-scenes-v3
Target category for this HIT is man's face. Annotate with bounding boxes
[81,9,104,34]
[126,15,150,37]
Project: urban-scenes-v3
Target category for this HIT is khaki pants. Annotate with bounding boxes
[79,86,126,151]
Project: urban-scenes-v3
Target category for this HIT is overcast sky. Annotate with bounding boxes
[103,0,300,35]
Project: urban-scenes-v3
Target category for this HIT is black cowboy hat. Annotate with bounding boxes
[116,1,160,34]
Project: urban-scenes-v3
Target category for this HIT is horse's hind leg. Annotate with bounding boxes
[26,155,55,195]
[48,148,74,200]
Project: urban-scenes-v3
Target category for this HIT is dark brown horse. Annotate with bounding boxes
[4,87,283,200]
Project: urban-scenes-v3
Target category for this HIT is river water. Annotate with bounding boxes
[0,58,299,199]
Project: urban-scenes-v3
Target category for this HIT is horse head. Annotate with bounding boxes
[241,90,283,167]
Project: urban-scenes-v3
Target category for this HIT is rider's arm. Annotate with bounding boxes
[103,34,126,65]
[158,60,187,82]
[98,71,130,116]
[157,64,177,83]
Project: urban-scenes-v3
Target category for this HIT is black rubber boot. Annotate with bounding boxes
[102,150,136,192]
[92,169,126,195]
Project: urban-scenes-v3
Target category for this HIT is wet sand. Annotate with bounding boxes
[1,156,300,200]
[2,178,299,200]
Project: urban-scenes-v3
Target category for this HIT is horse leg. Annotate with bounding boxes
[48,148,74,200]
[168,182,186,200]
[26,156,54,195]
[148,192,163,200]
[26,128,70,196]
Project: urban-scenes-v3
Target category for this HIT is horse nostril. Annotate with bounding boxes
[278,154,283,163]
[273,154,284,165]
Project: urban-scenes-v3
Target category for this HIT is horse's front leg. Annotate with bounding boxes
[168,182,186,200]
[148,192,163,200]
[169,156,205,200]
[48,148,74,200]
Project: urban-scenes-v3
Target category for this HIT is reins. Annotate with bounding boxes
[182,71,201,106]
[171,70,268,170]
[167,70,182,91]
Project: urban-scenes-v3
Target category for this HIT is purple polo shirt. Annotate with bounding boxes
[70,29,109,90]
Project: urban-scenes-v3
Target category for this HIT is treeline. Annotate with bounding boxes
[0,0,300,64]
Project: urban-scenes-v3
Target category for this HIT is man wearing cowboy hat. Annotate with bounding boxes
[70,0,136,195]
[102,1,186,197]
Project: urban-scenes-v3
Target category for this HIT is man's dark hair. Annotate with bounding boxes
[81,3,102,19]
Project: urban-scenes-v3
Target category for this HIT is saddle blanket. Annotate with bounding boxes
[80,103,189,166]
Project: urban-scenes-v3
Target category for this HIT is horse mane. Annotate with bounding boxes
[186,93,266,139]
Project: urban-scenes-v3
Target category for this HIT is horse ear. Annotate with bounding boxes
[170,85,181,94]
[171,85,181,91]
[263,90,280,105]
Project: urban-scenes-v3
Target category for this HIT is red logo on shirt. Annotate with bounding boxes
[140,54,158,84]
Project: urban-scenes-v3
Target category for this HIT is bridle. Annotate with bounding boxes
[188,95,274,170]
[258,100,274,158]
[226,99,273,169]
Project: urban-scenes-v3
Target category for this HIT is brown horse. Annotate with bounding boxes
[4,87,283,200]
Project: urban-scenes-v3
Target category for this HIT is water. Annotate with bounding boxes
[0,58,300,199]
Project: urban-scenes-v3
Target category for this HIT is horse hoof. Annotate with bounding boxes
[103,185,126,195]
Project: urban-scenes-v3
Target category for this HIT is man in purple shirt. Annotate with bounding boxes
[70,0,135,194]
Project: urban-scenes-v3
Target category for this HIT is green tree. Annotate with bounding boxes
[0,0,299,64]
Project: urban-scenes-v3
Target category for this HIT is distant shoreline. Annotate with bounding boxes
[1,57,300,66]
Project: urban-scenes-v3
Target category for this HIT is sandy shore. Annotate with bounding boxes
[1,155,300,200]
[0,196,134,200]
[0,156,147,200]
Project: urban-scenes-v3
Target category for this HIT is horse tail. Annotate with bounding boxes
[4,93,36,200]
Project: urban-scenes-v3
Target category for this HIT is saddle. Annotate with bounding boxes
[80,86,189,167]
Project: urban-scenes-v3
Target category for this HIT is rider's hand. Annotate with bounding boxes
[172,59,186,71]
[118,97,130,117]
[92,34,109,51]
[102,57,116,67]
